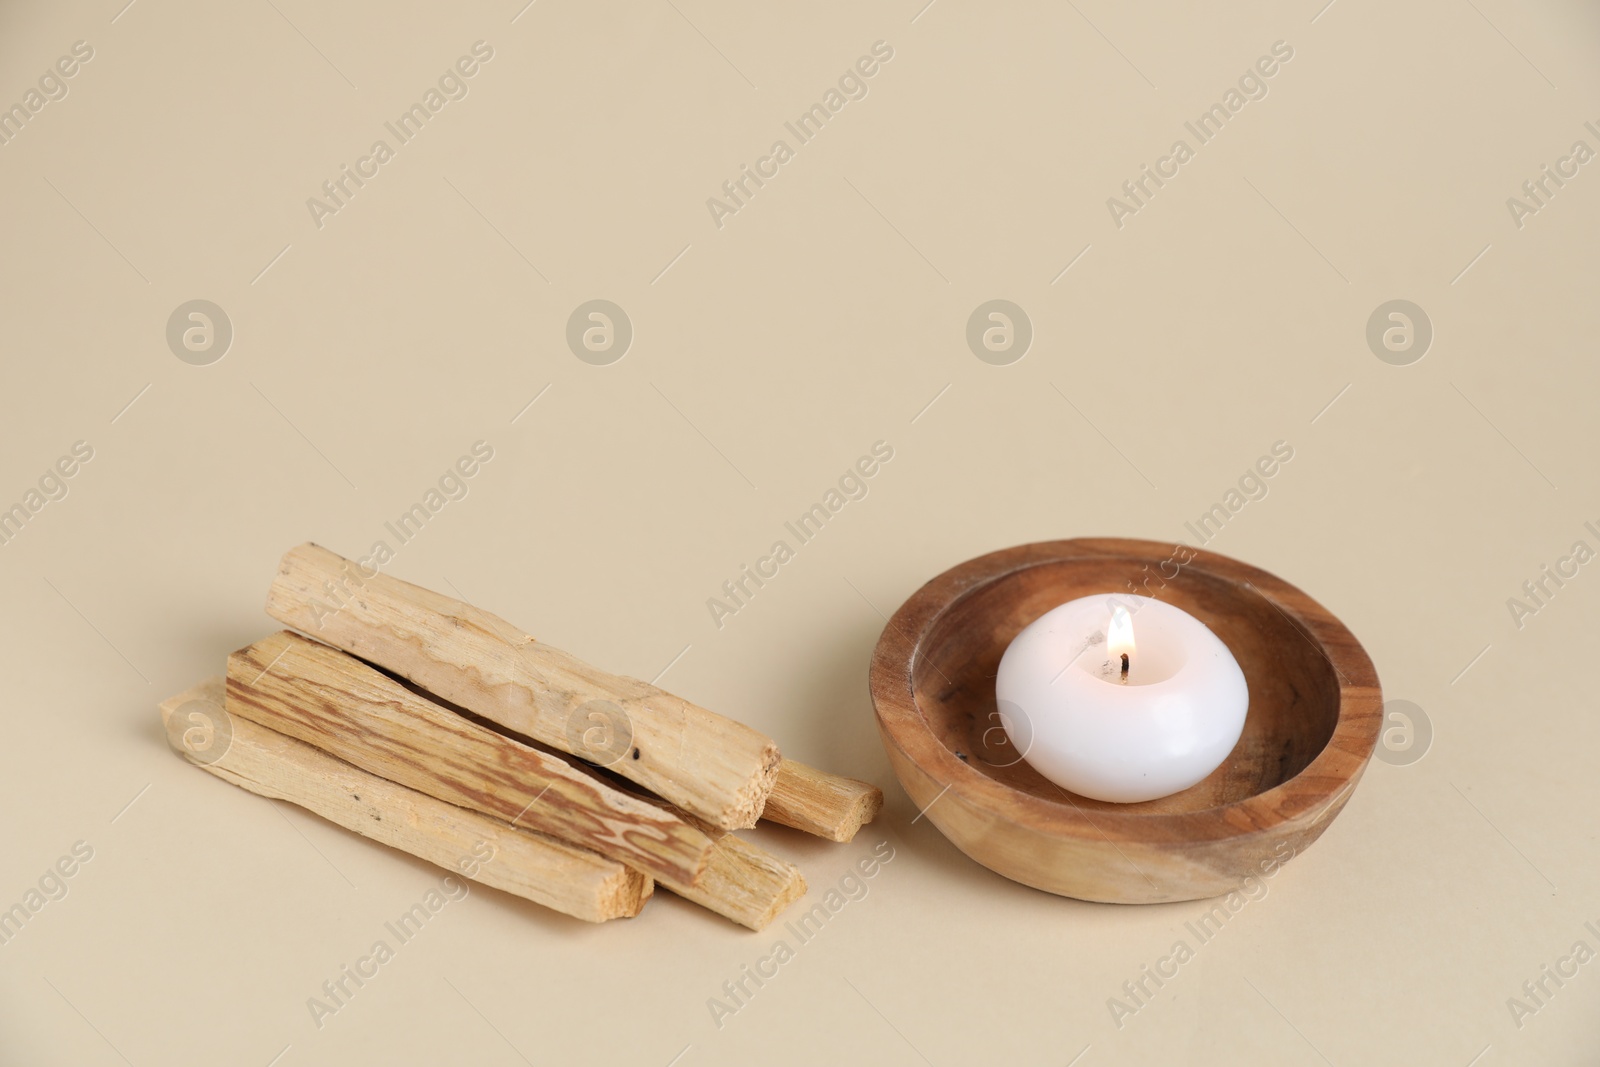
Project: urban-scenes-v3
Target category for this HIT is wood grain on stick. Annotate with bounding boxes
[559,765,806,932]
[656,823,806,932]
[160,677,650,922]
[265,543,780,830]
[226,631,714,887]
[762,760,883,843]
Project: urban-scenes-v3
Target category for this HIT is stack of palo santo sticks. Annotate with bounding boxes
[158,543,882,930]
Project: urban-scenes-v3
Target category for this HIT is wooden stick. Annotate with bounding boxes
[761,760,884,843]
[265,543,780,831]
[226,631,714,887]
[537,755,806,933]
[656,823,806,932]
[160,678,650,923]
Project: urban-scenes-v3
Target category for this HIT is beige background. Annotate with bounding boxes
[2,0,1598,1063]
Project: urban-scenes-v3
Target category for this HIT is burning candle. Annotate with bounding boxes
[994,594,1248,803]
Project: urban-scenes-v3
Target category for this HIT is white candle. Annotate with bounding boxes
[994,594,1248,803]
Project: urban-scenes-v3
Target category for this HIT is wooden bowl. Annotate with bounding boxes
[869,538,1382,904]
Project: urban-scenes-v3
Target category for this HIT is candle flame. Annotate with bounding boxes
[1107,601,1135,667]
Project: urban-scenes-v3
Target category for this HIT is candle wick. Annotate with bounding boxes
[1120,653,1129,683]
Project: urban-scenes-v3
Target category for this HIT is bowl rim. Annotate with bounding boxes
[869,537,1383,843]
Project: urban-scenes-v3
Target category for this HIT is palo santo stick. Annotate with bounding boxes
[160,678,650,923]
[656,823,806,932]
[761,759,884,843]
[227,631,714,887]
[265,543,779,831]
[549,759,805,932]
